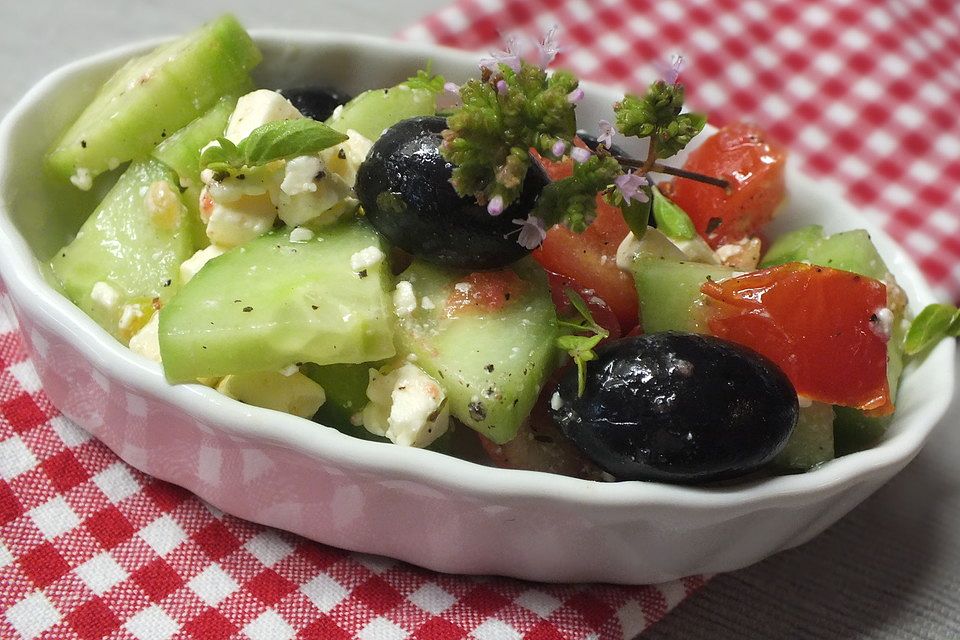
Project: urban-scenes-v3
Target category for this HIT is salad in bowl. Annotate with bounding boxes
[0,15,953,582]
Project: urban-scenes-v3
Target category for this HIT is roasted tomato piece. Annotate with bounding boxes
[669,123,786,248]
[544,269,621,340]
[701,262,893,415]
[530,148,639,331]
[445,270,526,315]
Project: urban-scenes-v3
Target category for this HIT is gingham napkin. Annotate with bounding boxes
[2,1,958,639]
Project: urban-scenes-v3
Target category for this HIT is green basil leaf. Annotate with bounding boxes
[621,196,652,240]
[904,303,960,355]
[240,119,349,166]
[652,185,697,240]
[199,137,242,170]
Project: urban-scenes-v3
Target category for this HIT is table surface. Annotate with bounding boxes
[2,2,958,638]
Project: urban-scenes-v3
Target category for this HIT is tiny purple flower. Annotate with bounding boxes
[533,25,561,67]
[614,172,650,205]
[479,33,524,73]
[436,81,462,110]
[567,87,584,103]
[570,147,591,164]
[655,53,685,85]
[496,79,508,95]
[596,120,616,149]
[487,195,505,216]
[513,215,547,249]
[551,139,567,157]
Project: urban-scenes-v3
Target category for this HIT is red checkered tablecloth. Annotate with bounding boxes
[2,1,958,639]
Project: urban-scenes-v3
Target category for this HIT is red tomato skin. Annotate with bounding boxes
[445,270,526,315]
[670,123,787,248]
[701,262,893,414]
[529,147,640,331]
[544,269,622,341]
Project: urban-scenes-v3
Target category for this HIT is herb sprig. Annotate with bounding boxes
[556,288,610,397]
[904,303,960,355]
[200,119,347,177]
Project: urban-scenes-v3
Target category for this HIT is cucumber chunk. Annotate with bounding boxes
[631,258,735,333]
[47,15,260,184]
[159,221,396,382]
[303,361,383,431]
[50,159,193,341]
[394,260,559,444]
[774,402,835,470]
[326,84,436,141]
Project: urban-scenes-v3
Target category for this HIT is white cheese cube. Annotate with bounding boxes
[129,312,161,363]
[224,89,303,144]
[276,173,353,227]
[280,156,323,196]
[90,281,120,312]
[203,190,277,248]
[360,363,449,448]
[180,244,229,284]
[321,129,373,188]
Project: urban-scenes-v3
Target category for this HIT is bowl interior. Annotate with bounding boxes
[0,31,954,510]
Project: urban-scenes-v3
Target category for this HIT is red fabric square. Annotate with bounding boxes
[298,542,339,570]
[412,617,467,640]
[352,575,404,614]
[192,520,241,560]
[85,505,135,550]
[67,598,120,640]
[19,542,70,588]
[299,615,352,640]
[2,393,49,433]
[182,608,237,640]
[42,450,89,492]
[132,558,183,602]
[246,569,297,606]
[566,592,616,631]
[142,480,190,513]
[460,586,511,616]
[0,480,23,525]
[524,621,566,640]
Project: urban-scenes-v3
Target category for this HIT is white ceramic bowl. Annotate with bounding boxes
[0,32,954,585]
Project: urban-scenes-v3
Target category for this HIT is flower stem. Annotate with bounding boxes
[615,154,730,192]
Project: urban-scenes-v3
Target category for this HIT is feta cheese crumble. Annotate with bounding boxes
[360,363,449,448]
[393,281,417,316]
[350,245,385,272]
[224,89,303,144]
[288,227,315,243]
[180,245,228,284]
[129,312,161,363]
[90,281,120,311]
[280,156,322,196]
[70,167,93,191]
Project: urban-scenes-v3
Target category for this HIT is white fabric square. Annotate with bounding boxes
[125,604,179,640]
[49,416,92,446]
[8,361,42,394]
[472,619,523,640]
[516,589,563,618]
[301,574,349,613]
[408,583,456,615]
[139,515,187,557]
[75,552,128,595]
[5,591,61,639]
[357,617,407,640]
[617,601,647,632]
[93,463,140,504]
[243,609,294,640]
[29,496,79,539]
[0,435,37,479]
[0,540,12,568]
[244,532,293,568]
[187,564,239,606]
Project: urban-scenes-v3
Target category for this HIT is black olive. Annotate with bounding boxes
[278,86,353,121]
[550,332,798,484]
[355,116,548,269]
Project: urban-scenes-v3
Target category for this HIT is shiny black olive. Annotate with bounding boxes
[278,86,353,121]
[355,116,548,269]
[550,332,798,484]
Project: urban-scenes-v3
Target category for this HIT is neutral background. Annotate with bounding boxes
[2,1,959,638]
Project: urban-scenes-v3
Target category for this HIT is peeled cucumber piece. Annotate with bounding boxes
[159,221,396,382]
[153,95,239,249]
[631,258,735,333]
[50,159,193,341]
[774,402,835,470]
[325,83,436,140]
[47,15,260,184]
[394,260,559,444]
[303,361,383,431]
